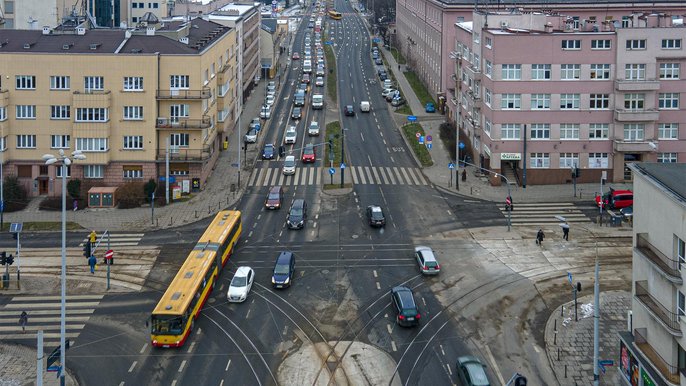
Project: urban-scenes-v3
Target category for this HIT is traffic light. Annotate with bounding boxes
[12,232,17,240]
[83,242,91,257]
[0,251,5,265]
[328,139,333,152]
[514,375,527,386]
[6,254,13,265]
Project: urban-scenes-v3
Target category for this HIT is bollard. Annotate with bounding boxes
[169,216,173,226]
[579,189,583,199]
[554,319,558,345]
[564,364,567,378]
[195,210,198,218]
[208,205,211,214]
[557,347,560,361]
[470,187,473,195]
[561,304,564,316]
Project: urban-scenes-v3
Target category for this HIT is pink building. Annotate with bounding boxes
[449,10,686,185]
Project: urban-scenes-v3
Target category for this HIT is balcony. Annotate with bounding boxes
[636,233,683,284]
[0,89,8,108]
[615,79,660,91]
[635,281,682,336]
[634,328,680,384]
[156,88,212,100]
[466,64,481,80]
[613,140,657,153]
[156,117,211,130]
[156,145,212,162]
[614,108,659,122]
[72,90,111,108]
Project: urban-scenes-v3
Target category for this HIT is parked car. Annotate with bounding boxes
[265,94,275,106]
[385,90,400,102]
[455,356,491,386]
[287,199,307,229]
[265,186,283,209]
[267,81,276,93]
[262,143,275,159]
[425,102,436,113]
[260,105,271,119]
[308,121,320,136]
[249,117,261,131]
[282,155,296,175]
[366,205,386,227]
[595,189,633,210]
[379,71,388,81]
[391,96,406,107]
[291,107,302,120]
[284,126,297,144]
[301,143,316,163]
[383,79,393,89]
[390,286,421,327]
[415,246,440,275]
[272,251,295,288]
[375,58,383,65]
[382,88,395,98]
[244,128,258,143]
[344,105,355,116]
[227,266,254,302]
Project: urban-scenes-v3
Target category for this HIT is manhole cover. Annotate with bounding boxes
[322,269,329,274]
[208,298,216,304]
[351,234,358,239]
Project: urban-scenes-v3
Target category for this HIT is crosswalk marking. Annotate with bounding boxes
[351,168,359,184]
[499,202,594,226]
[248,166,428,187]
[79,233,144,247]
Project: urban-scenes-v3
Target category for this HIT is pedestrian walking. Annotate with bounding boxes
[561,222,570,241]
[19,311,28,332]
[536,229,545,246]
[88,255,97,274]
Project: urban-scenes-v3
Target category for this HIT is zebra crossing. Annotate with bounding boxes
[0,294,104,343]
[498,202,594,226]
[78,233,144,247]
[248,165,429,187]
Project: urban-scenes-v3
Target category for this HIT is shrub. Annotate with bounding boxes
[39,196,86,211]
[117,182,146,209]
[153,183,168,207]
[67,179,82,199]
[2,175,28,212]
[144,179,157,202]
[439,121,457,161]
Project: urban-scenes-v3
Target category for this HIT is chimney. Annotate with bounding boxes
[179,37,189,45]
[77,27,86,35]
[42,26,52,35]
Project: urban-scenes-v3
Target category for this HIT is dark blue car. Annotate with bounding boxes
[262,143,275,160]
[272,251,295,288]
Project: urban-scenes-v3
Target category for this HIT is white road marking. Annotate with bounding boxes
[128,361,137,373]
[446,363,453,375]
[422,297,427,306]
[387,323,393,334]
[367,155,373,165]
[178,360,186,372]
[187,342,196,353]
[360,132,365,142]
[248,231,253,238]
[390,156,395,163]
[139,344,147,354]
[171,381,177,386]
[391,341,397,352]
[373,270,378,278]
[447,210,452,216]
[246,309,251,319]
[483,343,505,385]
[376,282,381,290]
[440,344,445,356]
[225,359,232,371]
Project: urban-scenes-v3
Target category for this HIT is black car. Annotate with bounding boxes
[344,105,355,116]
[379,72,388,81]
[366,205,386,227]
[287,199,307,229]
[292,107,302,120]
[375,58,383,65]
[262,143,275,159]
[390,286,421,327]
[272,251,295,288]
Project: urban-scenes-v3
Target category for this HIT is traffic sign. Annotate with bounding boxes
[329,168,335,175]
[372,38,381,43]
[325,41,333,45]
[105,249,114,260]
[567,272,573,285]
[599,360,614,366]
[340,163,346,169]
[407,115,417,122]
[459,142,465,149]
[0,201,4,212]
[415,132,421,139]
[419,136,424,144]
[427,143,433,149]
[426,135,433,142]
[448,162,455,169]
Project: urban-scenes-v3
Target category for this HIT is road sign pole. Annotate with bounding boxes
[106,233,111,290]
[340,129,345,188]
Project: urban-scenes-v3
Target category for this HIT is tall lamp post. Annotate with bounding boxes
[42,149,86,386]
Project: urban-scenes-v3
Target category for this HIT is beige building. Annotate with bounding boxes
[620,162,686,385]
[260,18,287,79]
[0,17,238,197]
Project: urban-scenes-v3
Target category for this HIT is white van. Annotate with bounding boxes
[360,101,370,112]
[312,94,324,109]
[383,79,392,89]
[303,60,312,74]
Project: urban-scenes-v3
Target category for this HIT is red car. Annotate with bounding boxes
[265,186,283,209]
[595,189,633,209]
[302,143,316,163]
[292,52,300,60]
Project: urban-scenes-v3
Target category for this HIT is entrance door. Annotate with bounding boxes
[623,154,640,181]
[39,179,48,195]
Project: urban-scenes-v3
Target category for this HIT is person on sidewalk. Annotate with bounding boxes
[19,311,28,332]
[561,222,570,241]
[536,229,545,246]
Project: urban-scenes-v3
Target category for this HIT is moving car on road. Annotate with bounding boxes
[291,107,302,120]
[315,76,324,86]
[227,266,254,303]
[308,121,320,136]
[262,143,275,159]
[265,186,283,209]
[415,246,441,275]
[344,105,355,116]
[272,251,295,288]
[390,286,421,327]
[366,205,386,227]
[292,52,300,60]
[282,155,296,175]
[287,199,308,229]
[302,143,316,163]
[284,126,297,144]
[455,356,491,386]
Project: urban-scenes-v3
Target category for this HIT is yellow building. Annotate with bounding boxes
[0,18,238,196]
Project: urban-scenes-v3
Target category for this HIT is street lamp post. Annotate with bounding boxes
[42,149,86,386]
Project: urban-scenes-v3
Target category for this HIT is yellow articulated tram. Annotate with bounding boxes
[150,210,242,348]
[328,10,342,20]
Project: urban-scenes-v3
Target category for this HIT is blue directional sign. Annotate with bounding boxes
[329,167,335,175]
[325,41,333,45]
[418,136,424,144]
[567,272,573,285]
[372,38,381,43]
[599,360,614,366]
[159,176,176,183]
[459,141,466,149]
[0,201,4,212]
[407,115,418,122]
[427,143,433,149]
[340,163,346,169]
[448,162,455,170]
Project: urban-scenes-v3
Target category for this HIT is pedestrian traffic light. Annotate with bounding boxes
[576,282,582,292]
[83,242,91,257]
[0,251,5,265]
[6,254,13,265]
[328,139,333,152]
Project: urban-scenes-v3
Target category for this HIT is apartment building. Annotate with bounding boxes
[396,0,686,116]
[0,18,238,197]
[453,11,686,185]
[619,162,686,386]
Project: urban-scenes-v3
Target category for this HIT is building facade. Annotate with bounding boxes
[0,18,238,197]
[452,11,686,185]
[619,162,686,386]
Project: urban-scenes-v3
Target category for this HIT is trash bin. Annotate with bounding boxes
[223,140,228,150]
[610,213,623,227]
[2,273,9,288]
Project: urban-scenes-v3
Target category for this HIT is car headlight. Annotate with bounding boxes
[272,277,276,284]
[284,277,290,284]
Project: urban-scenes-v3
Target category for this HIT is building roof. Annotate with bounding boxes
[121,18,231,54]
[631,163,686,203]
[261,19,277,34]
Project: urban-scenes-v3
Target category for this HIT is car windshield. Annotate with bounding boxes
[231,276,247,287]
[274,263,290,275]
[372,212,384,220]
[304,147,314,155]
[285,159,295,167]
[290,208,303,216]
[268,192,280,200]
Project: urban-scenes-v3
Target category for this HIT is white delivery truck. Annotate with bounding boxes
[312,94,324,109]
[360,101,370,112]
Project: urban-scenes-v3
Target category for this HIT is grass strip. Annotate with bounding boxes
[403,71,435,106]
[401,123,433,167]
[324,121,342,167]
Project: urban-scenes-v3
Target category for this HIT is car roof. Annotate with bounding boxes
[415,246,437,262]
[234,266,253,277]
[368,205,382,212]
[392,286,416,308]
[265,143,274,147]
[285,155,295,161]
[277,251,293,263]
[457,356,489,385]
[611,190,633,195]
[287,126,296,132]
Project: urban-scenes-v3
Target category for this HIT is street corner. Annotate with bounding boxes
[467,225,525,241]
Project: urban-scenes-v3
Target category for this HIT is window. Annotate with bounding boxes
[15,75,36,89]
[16,135,36,148]
[589,153,609,168]
[500,124,520,140]
[123,76,144,91]
[15,105,36,119]
[485,60,492,77]
[50,76,70,90]
[623,124,645,141]
[0,107,5,121]
[590,64,611,80]
[658,153,678,163]
[484,89,492,106]
[123,166,143,179]
[484,36,492,48]
[170,105,189,122]
[51,135,70,149]
[75,108,108,122]
[0,136,7,150]
[76,138,108,152]
[501,64,521,80]
[149,2,159,9]
[626,39,646,50]
[203,69,209,84]
[484,119,491,136]
[51,105,70,119]
[170,133,190,147]
[560,153,579,168]
[662,39,682,49]
[170,75,190,89]
[561,40,581,50]
[589,124,609,140]
[211,63,216,78]
[531,64,551,80]
[531,94,550,110]
[123,135,144,149]
[560,64,580,80]
[83,165,104,179]
[560,94,580,109]
[678,236,685,270]
[591,39,611,49]
[84,76,104,91]
[659,93,679,109]
[625,64,645,80]
[530,153,550,168]
[530,124,550,139]
[624,93,644,110]
[55,165,71,178]
[678,290,685,317]
[660,63,680,79]
[658,123,679,139]
[123,106,144,120]
[501,94,521,109]
[589,94,610,109]
[560,124,580,140]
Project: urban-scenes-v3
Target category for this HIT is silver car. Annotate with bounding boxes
[284,126,297,144]
[415,246,440,275]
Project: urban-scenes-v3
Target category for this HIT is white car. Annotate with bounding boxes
[284,126,297,144]
[227,266,255,303]
[266,95,275,106]
[283,155,296,175]
[260,105,271,119]
[267,81,276,92]
[315,77,324,87]
[267,90,276,98]
[308,121,320,136]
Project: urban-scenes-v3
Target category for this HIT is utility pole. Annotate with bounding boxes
[340,129,346,188]
[165,137,170,205]
[593,242,600,385]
